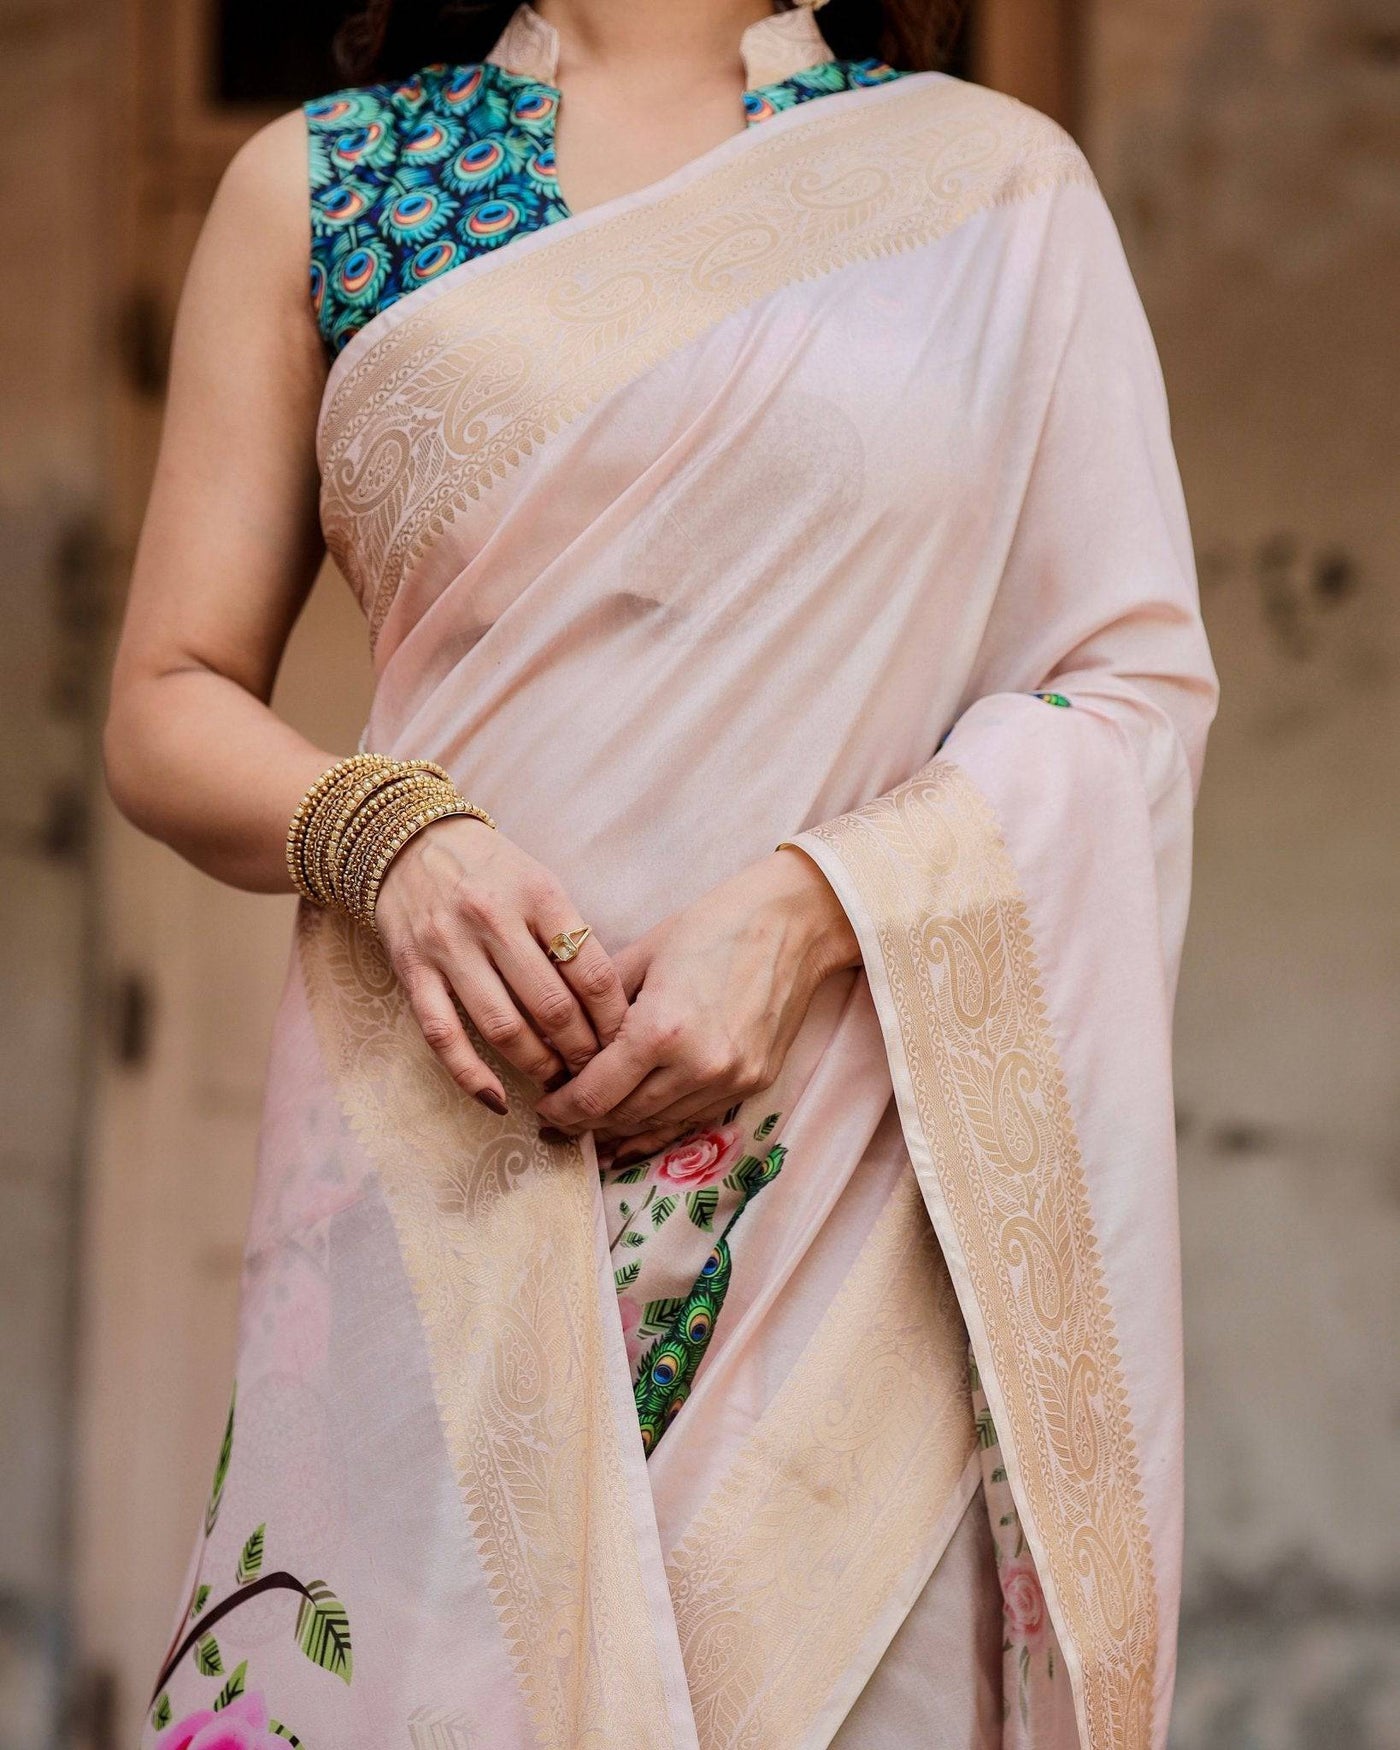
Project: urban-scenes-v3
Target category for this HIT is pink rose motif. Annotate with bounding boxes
[654,1127,743,1190]
[157,1693,284,1750]
[1000,1558,1047,1649]
[155,1710,216,1750]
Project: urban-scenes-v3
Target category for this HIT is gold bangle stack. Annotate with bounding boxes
[286,753,496,931]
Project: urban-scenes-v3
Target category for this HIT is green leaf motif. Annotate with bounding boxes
[613,1260,640,1290]
[151,1694,172,1731]
[612,1163,649,1184]
[205,1384,236,1536]
[295,1581,353,1683]
[269,1723,303,1746]
[236,1524,266,1585]
[213,1661,248,1711]
[621,1229,645,1247]
[638,1294,688,1338]
[722,1156,760,1192]
[686,1187,718,1231]
[194,1634,223,1676]
[190,1583,211,1619]
[650,1193,677,1229]
[754,1111,780,1139]
[727,1145,786,1199]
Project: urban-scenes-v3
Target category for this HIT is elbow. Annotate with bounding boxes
[101,705,138,824]
[101,690,158,833]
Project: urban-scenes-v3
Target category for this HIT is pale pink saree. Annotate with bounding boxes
[145,70,1217,1750]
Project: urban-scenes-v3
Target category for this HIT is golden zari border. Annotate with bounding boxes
[298,905,678,1749]
[793,763,1159,1750]
[317,75,1093,642]
[666,1168,977,1750]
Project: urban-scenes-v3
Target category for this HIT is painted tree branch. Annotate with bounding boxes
[149,1573,314,1705]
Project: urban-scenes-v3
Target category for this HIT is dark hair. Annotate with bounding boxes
[335,1,966,85]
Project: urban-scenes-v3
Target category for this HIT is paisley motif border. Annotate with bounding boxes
[316,73,1094,642]
[300,895,980,1749]
[787,762,1160,1750]
[665,1169,976,1749]
[297,904,681,1749]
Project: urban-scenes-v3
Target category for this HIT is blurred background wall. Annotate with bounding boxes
[0,0,1395,1746]
[1085,5,1400,1745]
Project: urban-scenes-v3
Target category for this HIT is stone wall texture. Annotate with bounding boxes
[1085,1,1400,1744]
[0,1,109,1744]
[0,0,1395,1744]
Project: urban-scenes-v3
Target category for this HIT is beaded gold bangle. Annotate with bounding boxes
[340,779,489,902]
[286,754,496,928]
[298,759,400,906]
[328,772,448,908]
[322,760,452,888]
[286,754,390,904]
[338,782,452,918]
[358,798,494,931]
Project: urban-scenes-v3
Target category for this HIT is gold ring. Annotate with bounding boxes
[547,926,592,964]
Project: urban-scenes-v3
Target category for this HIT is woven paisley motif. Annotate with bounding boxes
[797,761,1160,1750]
[316,75,1092,641]
[296,905,675,1748]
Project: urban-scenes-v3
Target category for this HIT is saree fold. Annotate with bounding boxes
[783,164,1217,1744]
[144,69,1215,1750]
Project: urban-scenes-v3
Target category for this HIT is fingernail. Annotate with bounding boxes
[539,1126,572,1146]
[475,1089,509,1115]
[544,1070,571,1092]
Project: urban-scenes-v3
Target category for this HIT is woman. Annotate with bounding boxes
[106,0,1218,1744]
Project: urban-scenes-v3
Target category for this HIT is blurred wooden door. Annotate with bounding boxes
[70,0,1078,1741]
[974,0,1079,125]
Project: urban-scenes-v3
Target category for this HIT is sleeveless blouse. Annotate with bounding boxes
[305,52,901,353]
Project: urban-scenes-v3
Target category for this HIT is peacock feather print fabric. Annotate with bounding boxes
[305,56,900,352]
[600,1108,787,1454]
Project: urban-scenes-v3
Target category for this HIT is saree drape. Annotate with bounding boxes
[143,70,1216,1750]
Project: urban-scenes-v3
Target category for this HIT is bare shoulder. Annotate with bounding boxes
[172,107,323,377]
[202,109,311,279]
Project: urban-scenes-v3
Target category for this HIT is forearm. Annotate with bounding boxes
[766,845,862,980]
[103,662,333,893]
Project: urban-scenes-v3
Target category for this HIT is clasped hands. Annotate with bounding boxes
[374,818,860,1164]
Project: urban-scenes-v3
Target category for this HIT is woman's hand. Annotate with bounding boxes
[374,818,628,1113]
[534,848,860,1158]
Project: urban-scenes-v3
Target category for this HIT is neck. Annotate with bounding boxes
[533,0,780,78]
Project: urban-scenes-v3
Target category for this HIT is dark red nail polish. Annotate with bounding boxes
[475,1089,509,1115]
[539,1126,572,1146]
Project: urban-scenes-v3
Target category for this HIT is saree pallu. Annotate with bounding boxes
[143,72,1217,1750]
